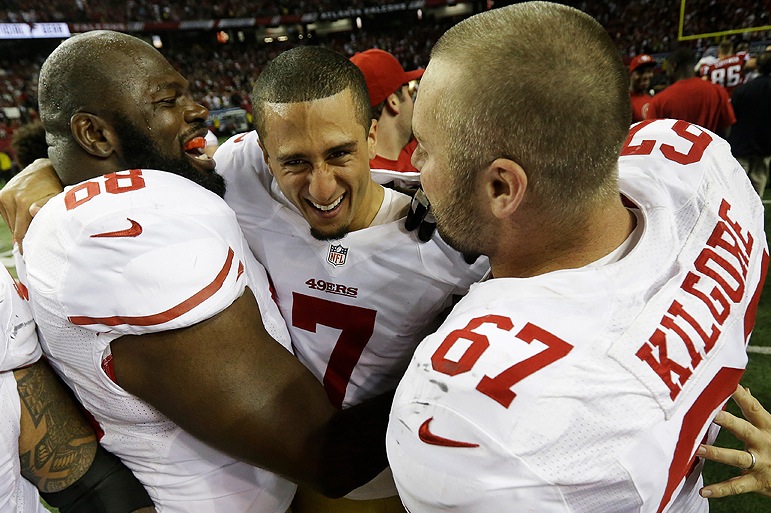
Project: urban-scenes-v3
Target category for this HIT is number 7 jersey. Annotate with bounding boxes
[216,131,489,410]
[386,119,769,513]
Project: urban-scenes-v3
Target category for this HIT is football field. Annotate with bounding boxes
[0,196,768,512]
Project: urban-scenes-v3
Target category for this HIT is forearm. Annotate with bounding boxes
[15,361,156,512]
[112,291,391,496]
[15,360,97,492]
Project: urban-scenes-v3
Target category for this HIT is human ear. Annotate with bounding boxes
[70,113,115,158]
[482,158,527,219]
[257,137,274,176]
[367,119,378,160]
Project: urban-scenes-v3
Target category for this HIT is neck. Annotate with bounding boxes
[352,181,386,231]
[373,117,411,161]
[490,196,637,278]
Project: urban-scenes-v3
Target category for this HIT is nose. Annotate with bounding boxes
[307,166,338,203]
[184,98,209,124]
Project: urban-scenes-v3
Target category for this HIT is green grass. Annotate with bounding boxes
[1,193,768,513]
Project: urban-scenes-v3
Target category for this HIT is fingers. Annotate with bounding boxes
[697,443,754,470]
[700,475,758,498]
[734,385,771,431]
[711,409,756,444]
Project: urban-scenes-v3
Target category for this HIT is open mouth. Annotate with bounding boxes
[183,136,215,169]
[308,193,345,215]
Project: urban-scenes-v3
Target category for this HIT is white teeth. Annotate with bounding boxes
[195,153,210,161]
[311,194,344,211]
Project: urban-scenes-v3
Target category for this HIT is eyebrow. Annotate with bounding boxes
[276,141,358,162]
[150,81,185,96]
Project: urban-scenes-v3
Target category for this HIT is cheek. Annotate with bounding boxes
[420,161,443,198]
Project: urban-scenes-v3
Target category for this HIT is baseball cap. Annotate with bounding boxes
[629,54,656,73]
[350,49,424,107]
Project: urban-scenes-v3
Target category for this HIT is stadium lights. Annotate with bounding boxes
[417,9,423,20]
[277,35,288,41]
[152,35,162,48]
[356,17,362,29]
[264,37,274,43]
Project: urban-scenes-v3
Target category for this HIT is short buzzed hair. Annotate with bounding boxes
[429,2,630,222]
[38,31,143,140]
[251,46,372,140]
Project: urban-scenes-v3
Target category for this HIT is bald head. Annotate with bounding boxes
[422,1,630,221]
[39,31,155,139]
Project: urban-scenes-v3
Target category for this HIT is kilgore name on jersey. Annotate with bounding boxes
[306,278,359,298]
[637,198,761,401]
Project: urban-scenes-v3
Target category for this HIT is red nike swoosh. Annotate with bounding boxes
[90,219,143,238]
[418,417,479,448]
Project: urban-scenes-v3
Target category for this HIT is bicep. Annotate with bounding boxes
[14,360,97,493]
[110,288,336,484]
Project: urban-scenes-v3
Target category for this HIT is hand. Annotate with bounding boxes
[698,385,771,498]
[404,187,436,242]
[0,158,63,253]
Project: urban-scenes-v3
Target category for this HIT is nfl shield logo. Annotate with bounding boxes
[327,244,348,267]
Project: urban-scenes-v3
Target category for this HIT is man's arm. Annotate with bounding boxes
[0,159,62,250]
[1,163,392,496]
[111,289,391,498]
[14,360,155,512]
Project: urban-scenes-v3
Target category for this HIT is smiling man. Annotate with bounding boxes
[214,46,487,512]
[14,30,395,512]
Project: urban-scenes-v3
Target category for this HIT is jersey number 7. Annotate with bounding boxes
[292,293,376,409]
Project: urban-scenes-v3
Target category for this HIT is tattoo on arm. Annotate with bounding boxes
[14,360,97,493]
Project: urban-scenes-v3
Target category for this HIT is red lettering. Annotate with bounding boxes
[694,248,744,303]
[659,121,713,165]
[64,181,100,211]
[718,200,753,262]
[668,300,720,354]
[637,329,693,400]
[681,272,730,324]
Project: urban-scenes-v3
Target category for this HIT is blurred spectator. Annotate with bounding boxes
[701,40,753,95]
[628,54,656,123]
[11,120,46,168]
[647,47,735,138]
[351,49,423,175]
[728,51,771,197]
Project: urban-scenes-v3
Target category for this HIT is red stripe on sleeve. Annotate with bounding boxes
[68,248,239,327]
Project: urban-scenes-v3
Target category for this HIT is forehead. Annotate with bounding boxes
[261,89,365,149]
[107,46,185,97]
[412,60,455,144]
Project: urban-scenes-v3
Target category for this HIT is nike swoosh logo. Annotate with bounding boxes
[418,417,479,448]
[91,218,143,238]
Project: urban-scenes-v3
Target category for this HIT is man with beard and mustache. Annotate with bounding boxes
[7,30,395,512]
[4,44,489,513]
[385,3,766,512]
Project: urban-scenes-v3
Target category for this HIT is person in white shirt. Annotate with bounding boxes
[386,3,768,512]
[215,45,487,513]
[0,266,155,513]
[6,30,394,513]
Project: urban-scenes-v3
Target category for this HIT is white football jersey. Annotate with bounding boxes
[0,269,45,513]
[216,131,489,410]
[17,169,296,513]
[387,119,768,513]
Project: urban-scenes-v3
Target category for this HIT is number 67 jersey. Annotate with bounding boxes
[386,119,769,513]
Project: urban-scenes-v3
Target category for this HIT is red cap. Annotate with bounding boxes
[629,54,656,73]
[350,49,424,107]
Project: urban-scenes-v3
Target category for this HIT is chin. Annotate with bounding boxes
[310,225,350,241]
